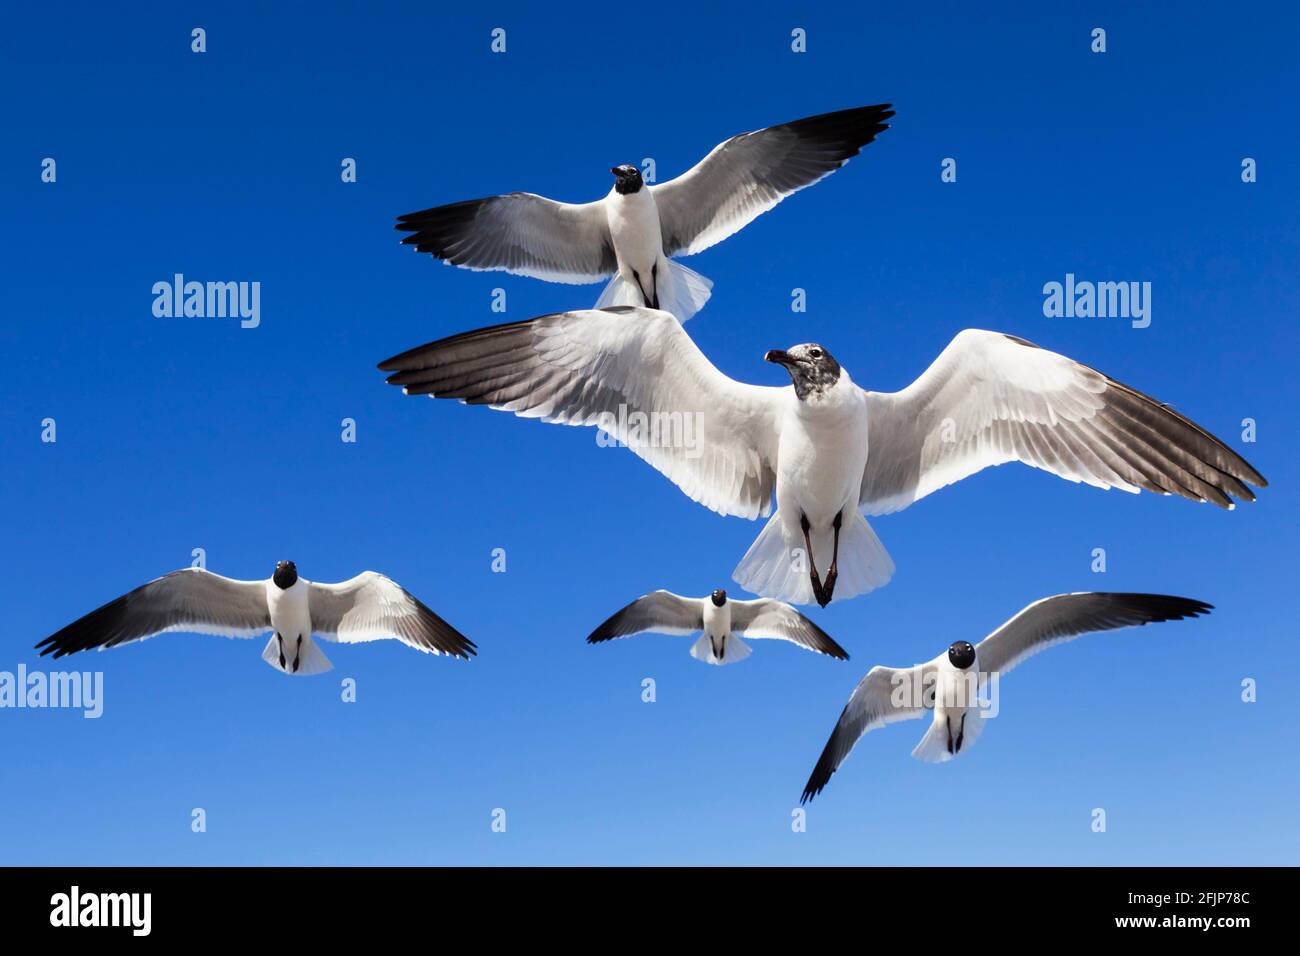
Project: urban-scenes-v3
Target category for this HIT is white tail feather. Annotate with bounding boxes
[732,510,894,606]
[911,716,956,763]
[594,274,642,310]
[261,634,333,676]
[690,633,752,666]
[656,259,712,322]
[594,259,713,323]
[912,709,985,762]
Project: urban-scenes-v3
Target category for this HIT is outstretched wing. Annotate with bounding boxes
[976,592,1212,677]
[585,591,704,643]
[860,329,1267,515]
[729,598,849,660]
[379,306,783,520]
[396,192,616,284]
[653,104,894,257]
[309,573,476,659]
[35,568,271,658]
[801,662,934,803]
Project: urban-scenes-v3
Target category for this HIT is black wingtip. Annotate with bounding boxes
[781,102,897,151]
[584,596,653,646]
[584,614,623,646]
[801,756,836,804]
[407,591,481,661]
[799,772,827,806]
[35,640,75,660]
[377,316,542,375]
[1113,593,1215,622]
[445,627,479,660]
[394,196,496,261]
[799,706,855,805]
[810,621,851,662]
[31,589,140,660]
[816,631,851,661]
[799,736,841,805]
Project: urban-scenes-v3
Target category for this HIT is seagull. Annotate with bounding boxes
[34,561,476,675]
[379,307,1266,608]
[586,588,848,665]
[799,592,1213,802]
[394,104,893,322]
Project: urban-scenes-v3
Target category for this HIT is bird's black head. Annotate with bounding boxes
[610,164,644,195]
[947,641,976,670]
[273,560,298,590]
[764,344,842,400]
[710,589,727,607]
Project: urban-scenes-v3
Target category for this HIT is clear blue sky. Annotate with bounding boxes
[1,2,1296,865]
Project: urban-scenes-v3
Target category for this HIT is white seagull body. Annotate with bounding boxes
[586,589,848,665]
[379,307,1265,608]
[35,561,476,675]
[800,592,1213,802]
[593,180,718,322]
[395,104,894,322]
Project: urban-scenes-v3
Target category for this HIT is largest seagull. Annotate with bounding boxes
[379,307,1266,607]
[394,104,893,322]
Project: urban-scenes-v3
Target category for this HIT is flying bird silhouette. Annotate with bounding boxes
[395,104,893,321]
[799,592,1213,802]
[586,588,848,665]
[35,562,476,675]
[379,307,1265,607]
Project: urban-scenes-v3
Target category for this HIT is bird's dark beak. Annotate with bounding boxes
[765,349,793,367]
[610,167,621,176]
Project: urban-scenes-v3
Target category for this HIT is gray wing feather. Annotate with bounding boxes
[586,591,704,643]
[976,592,1212,677]
[309,573,475,659]
[860,330,1267,515]
[34,568,271,658]
[379,306,782,520]
[396,193,615,284]
[801,662,933,803]
[729,599,849,660]
[654,104,893,257]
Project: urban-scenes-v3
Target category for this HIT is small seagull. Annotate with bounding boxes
[799,592,1213,802]
[395,104,893,322]
[34,561,476,675]
[379,307,1265,609]
[586,588,848,665]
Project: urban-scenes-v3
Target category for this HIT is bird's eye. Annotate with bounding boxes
[810,348,822,358]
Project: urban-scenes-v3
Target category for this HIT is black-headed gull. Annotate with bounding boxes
[586,588,848,665]
[34,561,476,675]
[395,104,893,322]
[799,592,1212,802]
[379,307,1265,608]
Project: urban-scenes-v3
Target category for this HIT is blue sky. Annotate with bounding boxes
[1,2,1296,865]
